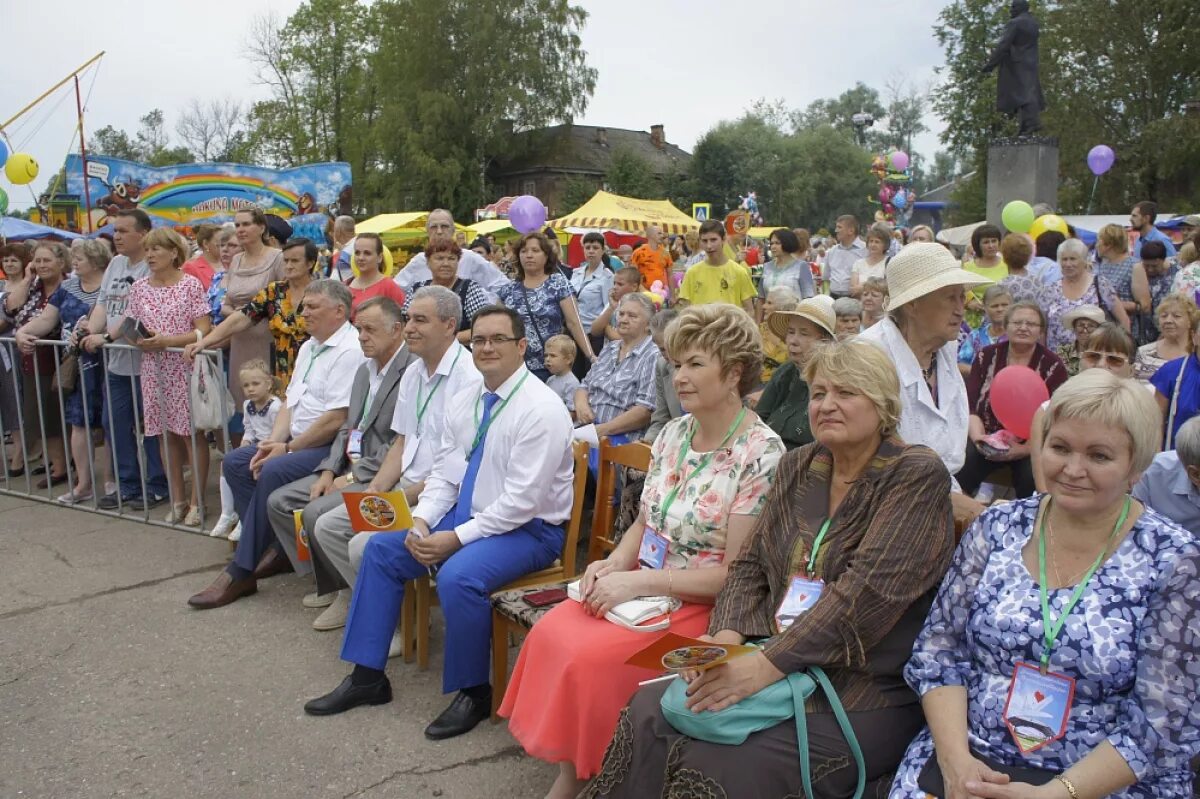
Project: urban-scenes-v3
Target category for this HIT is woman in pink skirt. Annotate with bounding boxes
[499,304,784,799]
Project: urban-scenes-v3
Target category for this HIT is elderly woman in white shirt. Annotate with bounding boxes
[859,242,991,524]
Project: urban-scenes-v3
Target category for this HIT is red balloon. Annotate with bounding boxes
[989,366,1050,440]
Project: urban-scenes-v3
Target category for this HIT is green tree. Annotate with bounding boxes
[87,110,194,165]
[934,0,1199,213]
[795,82,886,136]
[370,0,596,217]
[604,147,661,199]
[560,176,599,213]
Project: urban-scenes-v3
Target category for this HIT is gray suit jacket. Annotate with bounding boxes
[644,356,684,443]
[316,347,415,481]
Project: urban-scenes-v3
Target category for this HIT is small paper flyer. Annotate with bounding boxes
[340,491,414,534]
[625,632,758,673]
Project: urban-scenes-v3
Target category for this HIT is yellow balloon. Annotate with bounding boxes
[4,152,39,185]
[1029,214,1069,240]
[350,243,395,277]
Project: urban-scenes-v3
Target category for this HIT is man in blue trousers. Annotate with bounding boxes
[304,305,574,740]
[187,279,365,609]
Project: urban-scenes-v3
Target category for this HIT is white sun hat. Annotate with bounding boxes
[885,242,993,310]
[1061,304,1106,328]
[768,296,837,340]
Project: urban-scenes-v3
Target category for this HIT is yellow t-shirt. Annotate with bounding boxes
[679,260,757,307]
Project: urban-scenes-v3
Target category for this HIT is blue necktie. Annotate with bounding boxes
[453,391,499,528]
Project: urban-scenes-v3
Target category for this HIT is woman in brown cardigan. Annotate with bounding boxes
[585,340,956,798]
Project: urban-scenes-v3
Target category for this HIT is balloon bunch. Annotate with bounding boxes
[642,280,666,309]
[738,192,763,226]
[1001,200,1069,239]
[868,150,913,226]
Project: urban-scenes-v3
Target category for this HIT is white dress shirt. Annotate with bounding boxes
[858,317,968,479]
[362,345,406,420]
[285,321,366,439]
[393,249,509,299]
[822,238,867,295]
[412,365,574,545]
[390,340,483,484]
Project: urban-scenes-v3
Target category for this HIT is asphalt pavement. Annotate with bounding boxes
[0,494,556,798]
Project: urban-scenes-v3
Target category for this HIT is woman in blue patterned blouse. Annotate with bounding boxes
[890,369,1200,799]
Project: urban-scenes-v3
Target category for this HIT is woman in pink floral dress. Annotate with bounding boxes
[500,304,785,799]
[128,229,213,525]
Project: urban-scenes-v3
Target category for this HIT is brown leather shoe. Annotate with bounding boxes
[187,572,257,610]
[253,548,295,580]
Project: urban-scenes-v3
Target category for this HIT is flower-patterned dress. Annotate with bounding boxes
[499,415,785,779]
[889,498,1200,798]
[1043,274,1121,350]
[126,274,210,437]
[496,273,573,375]
[239,280,308,388]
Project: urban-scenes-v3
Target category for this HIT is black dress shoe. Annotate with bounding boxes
[304,675,392,716]
[424,690,491,740]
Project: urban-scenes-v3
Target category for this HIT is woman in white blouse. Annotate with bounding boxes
[849,224,891,296]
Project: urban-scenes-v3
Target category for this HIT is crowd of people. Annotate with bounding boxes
[3,201,1200,798]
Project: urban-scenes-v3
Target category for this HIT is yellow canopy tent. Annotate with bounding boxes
[748,226,786,239]
[549,190,699,236]
[356,212,471,247]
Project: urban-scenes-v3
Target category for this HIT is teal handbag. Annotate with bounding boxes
[659,665,865,799]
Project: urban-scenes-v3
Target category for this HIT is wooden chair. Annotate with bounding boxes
[586,438,654,564]
[399,441,590,672]
[489,436,653,719]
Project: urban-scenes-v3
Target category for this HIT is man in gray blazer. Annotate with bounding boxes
[265,296,414,587]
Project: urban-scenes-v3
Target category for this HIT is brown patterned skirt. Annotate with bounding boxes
[583,680,923,799]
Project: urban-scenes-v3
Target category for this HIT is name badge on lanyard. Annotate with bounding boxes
[638,525,670,569]
[346,429,363,461]
[1003,661,1075,753]
[775,517,832,633]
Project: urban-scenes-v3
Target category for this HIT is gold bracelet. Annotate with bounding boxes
[1054,774,1079,799]
[666,567,673,597]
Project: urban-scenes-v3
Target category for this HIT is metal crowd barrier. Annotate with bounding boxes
[0,336,234,535]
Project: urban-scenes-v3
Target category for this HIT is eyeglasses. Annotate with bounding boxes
[1081,351,1129,368]
[469,335,520,349]
[1008,320,1043,330]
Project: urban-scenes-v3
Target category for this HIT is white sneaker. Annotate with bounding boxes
[208,513,237,538]
[312,591,351,631]
[388,630,403,659]
[228,521,242,542]
[302,591,335,609]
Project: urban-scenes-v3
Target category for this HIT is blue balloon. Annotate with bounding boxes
[893,190,908,210]
[0,139,8,169]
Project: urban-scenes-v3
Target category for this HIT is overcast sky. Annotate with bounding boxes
[1,0,950,209]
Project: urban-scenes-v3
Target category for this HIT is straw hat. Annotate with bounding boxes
[885,242,992,310]
[1061,304,1105,329]
[768,295,837,340]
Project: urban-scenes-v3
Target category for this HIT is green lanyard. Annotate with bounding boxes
[1036,495,1130,671]
[806,518,833,577]
[470,371,530,453]
[416,347,462,433]
[301,344,331,382]
[658,407,747,528]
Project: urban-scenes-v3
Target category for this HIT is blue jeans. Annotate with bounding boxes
[104,371,167,499]
[340,508,563,693]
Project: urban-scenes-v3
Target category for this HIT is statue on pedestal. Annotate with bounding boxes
[982,0,1045,137]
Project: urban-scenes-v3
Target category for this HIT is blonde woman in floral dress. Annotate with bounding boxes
[500,304,785,799]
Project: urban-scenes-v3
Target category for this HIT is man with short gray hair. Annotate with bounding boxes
[305,286,484,636]
[188,279,366,610]
[1133,416,1200,536]
[393,209,508,299]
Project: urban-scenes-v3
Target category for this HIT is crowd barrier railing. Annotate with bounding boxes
[0,336,234,534]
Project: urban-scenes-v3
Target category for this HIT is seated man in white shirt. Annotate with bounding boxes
[304,306,574,742]
[307,286,483,633]
[393,209,508,300]
[259,297,416,623]
[187,279,366,610]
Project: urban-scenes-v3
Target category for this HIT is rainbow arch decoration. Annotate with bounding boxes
[64,154,352,229]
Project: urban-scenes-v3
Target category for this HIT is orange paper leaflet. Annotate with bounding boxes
[293,509,310,562]
[340,491,414,533]
[625,632,758,673]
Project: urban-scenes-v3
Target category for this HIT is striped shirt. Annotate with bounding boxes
[579,336,658,435]
[708,438,955,712]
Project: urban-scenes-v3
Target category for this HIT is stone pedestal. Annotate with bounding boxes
[986,137,1059,229]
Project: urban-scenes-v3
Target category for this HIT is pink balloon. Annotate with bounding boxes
[890,151,910,171]
[989,366,1050,440]
[508,195,547,234]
